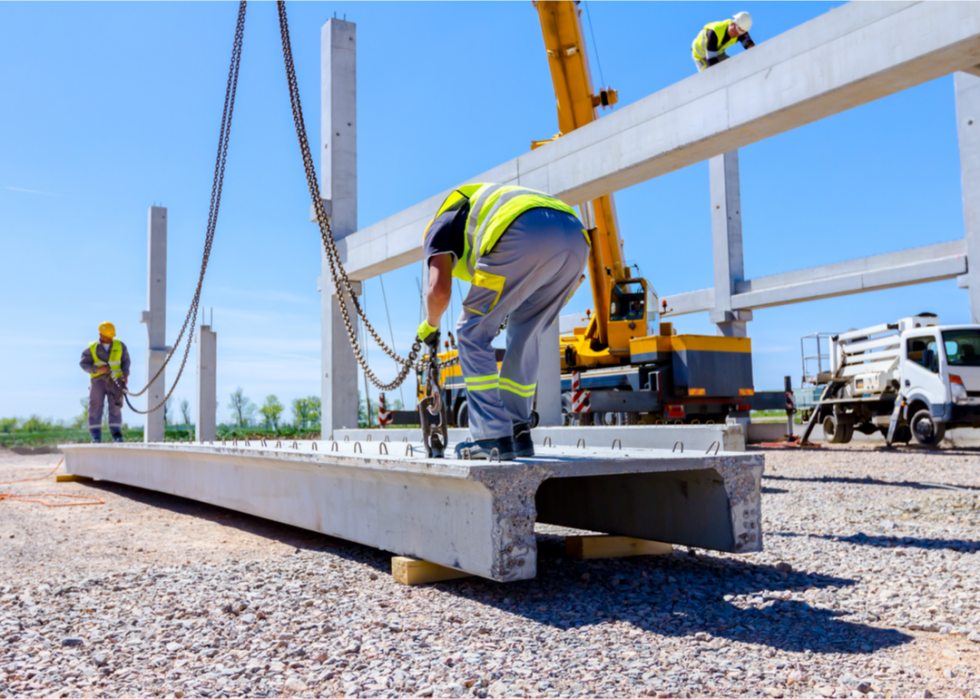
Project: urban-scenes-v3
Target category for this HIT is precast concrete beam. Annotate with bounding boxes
[141,206,167,442]
[956,71,980,323]
[663,240,968,316]
[338,2,980,281]
[336,423,746,453]
[320,18,360,435]
[61,440,763,581]
[709,151,748,338]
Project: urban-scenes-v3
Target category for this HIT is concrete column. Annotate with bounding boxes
[955,72,980,323]
[140,206,167,442]
[320,18,359,435]
[195,324,217,442]
[536,321,562,427]
[708,151,752,337]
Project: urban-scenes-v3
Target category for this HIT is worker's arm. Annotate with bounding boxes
[425,253,453,327]
[120,342,131,384]
[80,346,103,375]
[703,29,721,66]
[739,32,755,49]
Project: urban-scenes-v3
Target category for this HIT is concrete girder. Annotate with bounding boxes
[336,1,980,282]
[662,240,968,316]
[61,441,763,581]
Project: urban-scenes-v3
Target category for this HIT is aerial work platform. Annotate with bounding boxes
[60,432,763,582]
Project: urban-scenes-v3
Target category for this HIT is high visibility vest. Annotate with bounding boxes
[424,183,584,283]
[89,340,123,381]
[692,20,739,61]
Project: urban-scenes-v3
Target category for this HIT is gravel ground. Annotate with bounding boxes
[1,445,979,698]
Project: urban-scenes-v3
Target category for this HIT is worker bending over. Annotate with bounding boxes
[692,11,755,72]
[418,184,589,460]
[79,321,130,443]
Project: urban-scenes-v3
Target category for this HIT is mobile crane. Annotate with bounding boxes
[415,1,755,429]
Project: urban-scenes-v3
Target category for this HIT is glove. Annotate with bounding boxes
[417,320,441,350]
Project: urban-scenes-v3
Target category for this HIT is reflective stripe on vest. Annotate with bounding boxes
[692,20,738,60]
[424,183,581,283]
[89,339,123,380]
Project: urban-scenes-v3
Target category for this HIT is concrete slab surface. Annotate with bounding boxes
[61,440,764,582]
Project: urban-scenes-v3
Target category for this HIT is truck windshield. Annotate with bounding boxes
[943,330,980,366]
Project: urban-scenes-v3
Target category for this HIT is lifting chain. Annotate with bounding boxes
[123,0,247,414]
[277,1,457,392]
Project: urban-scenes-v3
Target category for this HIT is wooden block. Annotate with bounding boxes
[56,474,93,483]
[566,536,673,560]
[391,556,470,585]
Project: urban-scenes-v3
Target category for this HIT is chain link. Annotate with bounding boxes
[277,2,459,391]
[124,1,247,414]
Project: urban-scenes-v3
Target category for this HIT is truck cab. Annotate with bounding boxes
[901,325,980,443]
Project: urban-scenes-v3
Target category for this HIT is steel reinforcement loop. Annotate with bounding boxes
[124,0,248,414]
[276,1,457,391]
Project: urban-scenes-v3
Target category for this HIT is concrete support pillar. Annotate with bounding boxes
[708,151,752,337]
[955,72,980,323]
[195,324,217,442]
[141,206,167,442]
[320,18,359,435]
[536,321,562,427]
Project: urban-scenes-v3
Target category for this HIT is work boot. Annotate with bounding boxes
[89,428,102,443]
[110,429,124,443]
[454,436,516,461]
[513,422,534,458]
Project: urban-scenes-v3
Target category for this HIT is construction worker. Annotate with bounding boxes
[79,321,130,443]
[417,184,590,460]
[692,12,755,72]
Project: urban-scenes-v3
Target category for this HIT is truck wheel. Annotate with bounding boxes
[910,409,946,447]
[822,415,853,444]
[455,400,469,429]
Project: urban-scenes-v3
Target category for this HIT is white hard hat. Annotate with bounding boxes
[733,11,752,33]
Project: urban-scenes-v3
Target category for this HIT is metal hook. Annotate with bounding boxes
[543,436,552,447]
[462,447,472,460]
[672,441,684,453]
[402,436,408,442]
[405,444,414,456]
[292,441,299,449]
[331,441,339,452]
[490,447,500,462]
[611,438,622,450]
[576,438,586,448]
[705,441,720,455]
[366,435,372,442]
[312,442,318,451]
[384,435,390,442]
[276,440,282,448]
[245,440,250,447]
[344,435,350,442]
[354,442,362,453]
[379,443,388,455]
[261,439,267,447]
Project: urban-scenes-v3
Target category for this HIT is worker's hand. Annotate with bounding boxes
[94,366,109,376]
[417,320,441,351]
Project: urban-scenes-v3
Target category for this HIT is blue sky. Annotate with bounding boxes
[0,1,970,425]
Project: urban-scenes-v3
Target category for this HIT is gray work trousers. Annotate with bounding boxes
[456,207,589,440]
[88,376,123,430]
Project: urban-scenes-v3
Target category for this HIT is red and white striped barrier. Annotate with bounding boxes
[378,393,393,427]
[785,391,796,413]
[571,371,590,413]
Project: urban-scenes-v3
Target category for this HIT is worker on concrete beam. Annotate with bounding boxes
[418,184,589,460]
[692,11,755,72]
[79,321,130,443]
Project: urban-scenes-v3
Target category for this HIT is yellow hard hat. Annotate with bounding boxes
[98,321,116,339]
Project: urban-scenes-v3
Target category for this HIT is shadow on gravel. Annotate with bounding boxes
[437,539,912,656]
[84,481,912,656]
[777,531,980,554]
[764,474,980,492]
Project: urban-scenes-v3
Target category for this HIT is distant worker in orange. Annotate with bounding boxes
[692,12,755,72]
[79,321,130,443]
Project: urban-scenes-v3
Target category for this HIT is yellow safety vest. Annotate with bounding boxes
[89,339,123,381]
[424,183,584,284]
[692,20,739,61]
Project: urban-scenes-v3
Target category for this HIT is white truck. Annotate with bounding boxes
[800,314,980,446]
